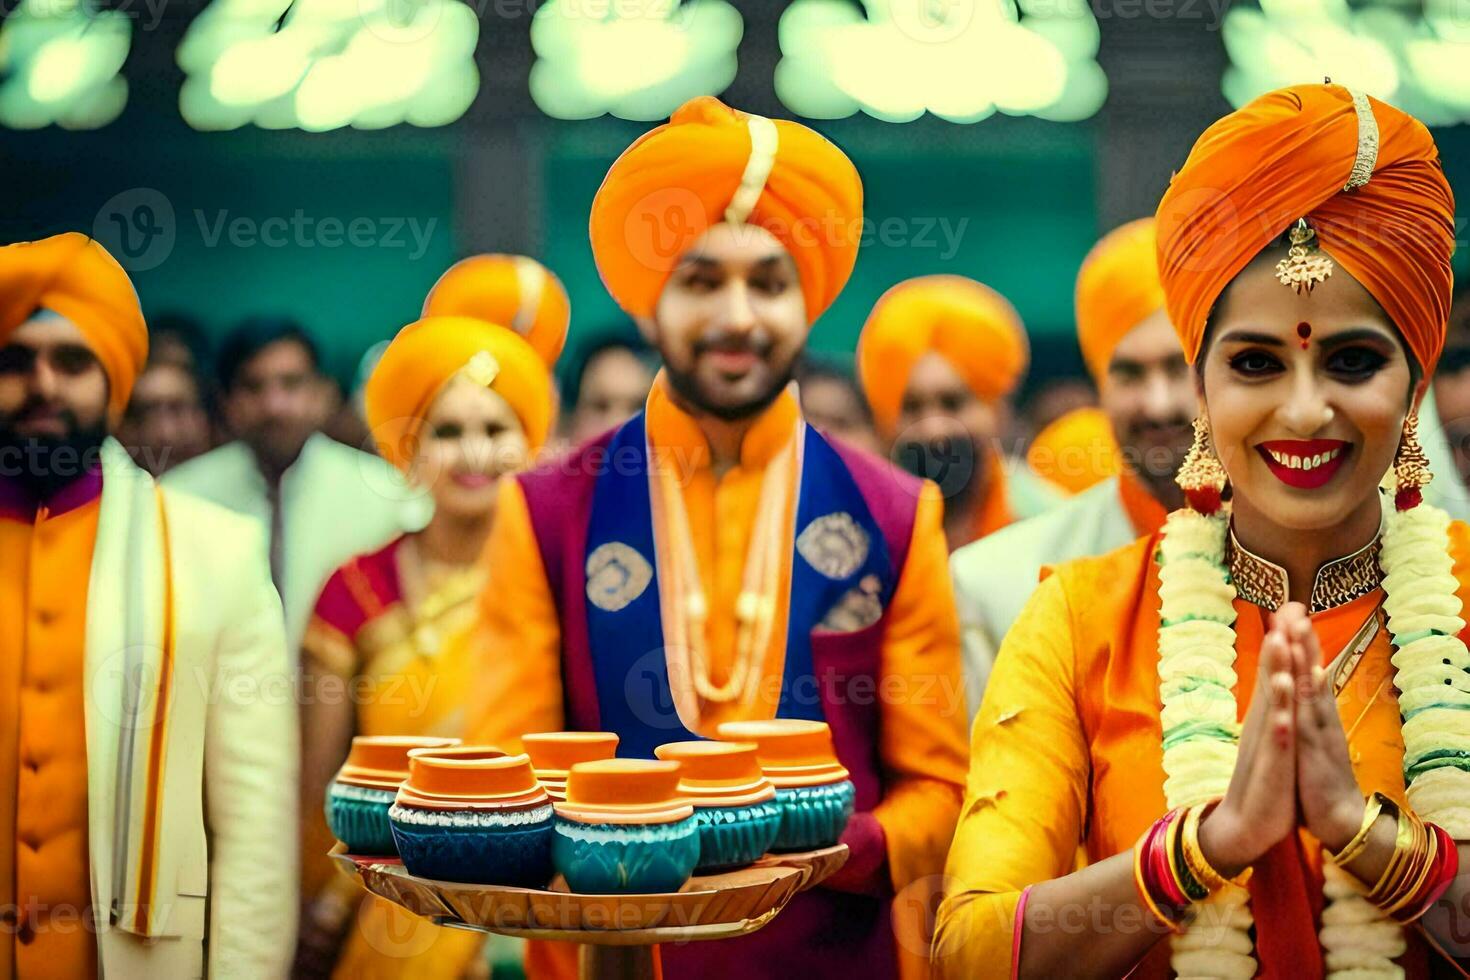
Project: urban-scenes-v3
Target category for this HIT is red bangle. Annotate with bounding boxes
[1140,810,1191,918]
[1395,823,1459,924]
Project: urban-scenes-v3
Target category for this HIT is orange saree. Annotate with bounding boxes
[934,522,1470,978]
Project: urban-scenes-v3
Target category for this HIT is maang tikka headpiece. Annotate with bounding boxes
[1273,87,1379,296]
[1275,218,1334,294]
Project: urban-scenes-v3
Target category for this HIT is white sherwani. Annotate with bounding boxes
[88,439,296,978]
[164,432,427,654]
[950,477,1145,722]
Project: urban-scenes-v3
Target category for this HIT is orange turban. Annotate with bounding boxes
[365,316,555,470]
[1076,218,1165,385]
[857,275,1029,438]
[422,254,570,365]
[1157,84,1455,374]
[0,232,147,419]
[1026,407,1121,495]
[589,96,862,323]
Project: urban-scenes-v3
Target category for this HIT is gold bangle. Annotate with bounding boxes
[1370,807,1428,911]
[1381,814,1434,917]
[1368,805,1416,901]
[1182,802,1252,893]
[1383,825,1436,917]
[1332,792,1388,867]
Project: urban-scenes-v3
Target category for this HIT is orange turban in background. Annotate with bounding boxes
[365,316,555,470]
[589,96,863,323]
[1076,218,1165,385]
[1156,84,1455,374]
[0,232,148,419]
[1026,406,1121,495]
[857,275,1029,438]
[422,254,570,365]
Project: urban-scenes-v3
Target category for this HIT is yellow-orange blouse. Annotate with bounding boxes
[935,523,1470,978]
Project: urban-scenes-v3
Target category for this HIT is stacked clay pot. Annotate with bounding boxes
[327,735,459,855]
[521,731,619,802]
[389,746,554,887]
[654,740,781,872]
[715,720,854,852]
[551,759,700,894]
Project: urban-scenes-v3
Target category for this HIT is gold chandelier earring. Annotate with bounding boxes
[1176,416,1228,516]
[1393,412,1432,511]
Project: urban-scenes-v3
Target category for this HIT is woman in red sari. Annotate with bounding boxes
[934,84,1468,978]
[295,314,557,979]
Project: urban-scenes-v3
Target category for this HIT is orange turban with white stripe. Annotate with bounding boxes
[422,254,570,365]
[365,316,555,470]
[0,232,147,420]
[857,275,1028,438]
[589,96,863,323]
[1076,218,1165,385]
[1157,84,1455,375]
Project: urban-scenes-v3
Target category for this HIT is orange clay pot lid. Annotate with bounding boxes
[714,719,849,788]
[336,735,461,791]
[395,749,549,811]
[521,731,620,775]
[554,759,694,825]
[654,741,776,807]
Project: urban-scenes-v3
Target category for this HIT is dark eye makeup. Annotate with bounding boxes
[1226,349,1282,377]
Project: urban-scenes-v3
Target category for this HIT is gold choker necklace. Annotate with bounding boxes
[1226,524,1383,612]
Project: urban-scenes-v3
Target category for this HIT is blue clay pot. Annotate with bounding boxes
[690,800,783,871]
[770,780,855,852]
[389,804,555,887]
[326,782,398,855]
[552,817,701,894]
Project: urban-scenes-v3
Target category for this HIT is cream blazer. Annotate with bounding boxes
[87,439,296,978]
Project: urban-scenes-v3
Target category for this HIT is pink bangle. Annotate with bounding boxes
[1011,885,1033,980]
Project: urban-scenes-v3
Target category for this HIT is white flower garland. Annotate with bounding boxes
[1156,499,1470,978]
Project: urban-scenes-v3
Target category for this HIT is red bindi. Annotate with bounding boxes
[1297,321,1312,350]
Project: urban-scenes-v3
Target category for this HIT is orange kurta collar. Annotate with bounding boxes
[1117,467,1168,538]
[644,373,802,481]
[967,451,1013,542]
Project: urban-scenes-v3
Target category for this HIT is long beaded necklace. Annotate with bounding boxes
[650,420,803,718]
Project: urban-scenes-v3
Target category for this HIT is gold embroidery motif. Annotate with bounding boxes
[797,511,870,580]
[1227,524,1382,612]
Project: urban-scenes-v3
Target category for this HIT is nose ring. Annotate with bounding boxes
[1321,406,1335,426]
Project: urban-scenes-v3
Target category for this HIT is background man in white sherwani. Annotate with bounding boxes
[949,219,1192,716]
[0,233,295,978]
[165,318,426,655]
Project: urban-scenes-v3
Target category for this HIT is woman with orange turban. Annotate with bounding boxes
[295,315,557,980]
[935,84,1469,978]
[857,275,1064,551]
[422,253,571,365]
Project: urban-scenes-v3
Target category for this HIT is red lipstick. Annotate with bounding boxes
[1256,439,1351,490]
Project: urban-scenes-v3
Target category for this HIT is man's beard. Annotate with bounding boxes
[0,421,109,500]
[662,355,795,423]
[1119,417,1193,509]
[893,435,985,512]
